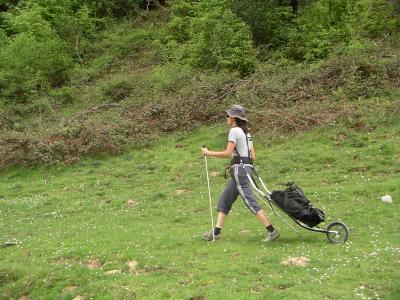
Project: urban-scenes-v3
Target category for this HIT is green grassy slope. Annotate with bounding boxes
[0,121,399,299]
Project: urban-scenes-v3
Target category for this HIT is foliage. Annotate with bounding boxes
[0,1,399,167]
[0,32,72,101]
[284,0,400,61]
[0,7,71,99]
[168,0,256,76]
[85,0,142,17]
[231,0,293,48]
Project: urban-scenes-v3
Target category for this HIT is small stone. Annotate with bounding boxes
[63,286,78,293]
[105,270,121,275]
[381,195,392,203]
[127,199,138,206]
[1,239,19,248]
[128,260,138,274]
[86,259,102,269]
[175,189,188,195]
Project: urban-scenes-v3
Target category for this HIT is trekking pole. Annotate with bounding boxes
[203,146,215,241]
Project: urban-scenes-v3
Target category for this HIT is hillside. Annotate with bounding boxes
[0,1,399,169]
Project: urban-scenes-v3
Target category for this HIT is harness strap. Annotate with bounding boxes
[225,128,253,179]
[232,127,252,165]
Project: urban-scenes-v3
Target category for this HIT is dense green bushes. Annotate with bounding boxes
[1,0,398,103]
[229,0,399,61]
[0,33,72,101]
[166,0,256,76]
[0,1,99,102]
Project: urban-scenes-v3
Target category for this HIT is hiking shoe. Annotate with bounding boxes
[263,229,280,242]
[202,231,221,241]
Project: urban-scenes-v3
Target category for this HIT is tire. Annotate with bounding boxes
[326,221,349,243]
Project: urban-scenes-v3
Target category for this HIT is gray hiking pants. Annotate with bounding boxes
[217,164,262,215]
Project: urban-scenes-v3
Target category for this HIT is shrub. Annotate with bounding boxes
[49,86,79,105]
[284,0,400,61]
[0,4,74,102]
[231,0,293,48]
[101,78,135,101]
[168,0,256,76]
[0,33,73,102]
[151,63,193,91]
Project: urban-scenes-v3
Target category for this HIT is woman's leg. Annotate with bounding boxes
[232,165,262,215]
[216,211,227,228]
[233,165,279,241]
[202,178,238,240]
[255,209,271,227]
[216,178,239,226]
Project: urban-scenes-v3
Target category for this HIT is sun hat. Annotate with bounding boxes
[225,105,248,122]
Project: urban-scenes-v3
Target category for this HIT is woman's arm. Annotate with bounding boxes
[250,145,255,161]
[201,141,235,158]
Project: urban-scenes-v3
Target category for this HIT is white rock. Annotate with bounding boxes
[105,270,121,275]
[381,195,392,203]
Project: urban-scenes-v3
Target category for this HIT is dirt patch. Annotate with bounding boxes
[105,269,122,275]
[62,286,78,293]
[175,189,188,195]
[85,259,102,269]
[281,256,309,267]
[127,260,138,274]
[189,296,205,300]
[127,199,139,206]
[229,252,241,258]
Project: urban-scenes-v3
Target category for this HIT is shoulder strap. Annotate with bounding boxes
[234,127,251,161]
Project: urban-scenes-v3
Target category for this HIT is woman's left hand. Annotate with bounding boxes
[201,147,209,156]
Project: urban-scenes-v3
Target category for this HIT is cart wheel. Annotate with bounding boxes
[326,221,349,243]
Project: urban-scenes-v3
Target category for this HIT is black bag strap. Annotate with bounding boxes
[225,127,252,179]
[234,127,251,164]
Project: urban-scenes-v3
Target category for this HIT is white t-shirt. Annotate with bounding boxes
[228,127,253,158]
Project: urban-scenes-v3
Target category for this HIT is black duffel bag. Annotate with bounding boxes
[270,183,325,227]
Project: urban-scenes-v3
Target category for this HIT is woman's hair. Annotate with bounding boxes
[235,118,249,134]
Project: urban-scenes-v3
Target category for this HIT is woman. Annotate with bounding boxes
[200,105,279,242]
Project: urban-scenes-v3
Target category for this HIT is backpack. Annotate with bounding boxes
[270,183,325,227]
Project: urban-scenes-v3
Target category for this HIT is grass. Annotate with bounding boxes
[0,121,399,299]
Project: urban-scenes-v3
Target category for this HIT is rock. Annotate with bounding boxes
[189,296,205,300]
[128,260,138,274]
[127,199,139,206]
[381,195,392,203]
[281,256,309,267]
[175,189,188,195]
[1,239,19,248]
[62,286,78,293]
[86,259,102,269]
[72,296,85,300]
[105,270,121,275]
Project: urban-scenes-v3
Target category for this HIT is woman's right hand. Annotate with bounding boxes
[201,147,209,156]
